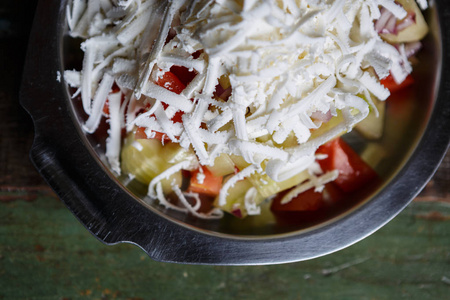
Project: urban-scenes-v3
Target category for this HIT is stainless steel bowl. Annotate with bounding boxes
[21,0,450,265]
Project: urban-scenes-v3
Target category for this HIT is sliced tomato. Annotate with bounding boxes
[155,71,186,123]
[188,167,223,197]
[380,74,414,93]
[270,182,343,212]
[170,65,197,87]
[134,126,148,139]
[316,138,377,193]
[156,71,186,94]
[271,188,324,212]
[134,71,186,142]
[171,110,184,124]
[134,126,171,143]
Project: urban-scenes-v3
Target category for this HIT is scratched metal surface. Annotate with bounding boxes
[0,0,449,297]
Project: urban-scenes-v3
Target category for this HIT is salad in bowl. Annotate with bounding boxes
[18,0,445,263]
[64,0,430,223]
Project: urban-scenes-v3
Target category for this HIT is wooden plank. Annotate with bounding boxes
[0,194,448,299]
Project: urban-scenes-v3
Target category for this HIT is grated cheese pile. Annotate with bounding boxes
[64,0,427,218]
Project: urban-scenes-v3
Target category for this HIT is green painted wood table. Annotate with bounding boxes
[1,1,449,299]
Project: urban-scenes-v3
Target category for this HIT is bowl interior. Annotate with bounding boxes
[62,4,442,237]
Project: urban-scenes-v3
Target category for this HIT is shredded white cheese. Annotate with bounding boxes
[65,0,425,215]
[105,91,122,174]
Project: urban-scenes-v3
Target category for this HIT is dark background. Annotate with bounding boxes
[0,0,42,187]
[0,1,449,299]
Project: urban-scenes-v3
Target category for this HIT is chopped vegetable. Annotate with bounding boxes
[355,98,386,140]
[271,188,324,212]
[379,0,429,43]
[135,126,171,143]
[205,153,236,177]
[188,167,223,197]
[316,138,378,193]
[65,0,428,222]
[156,71,186,95]
[121,137,185,193]
[380,74,415,93]
[249,168,310,199]
[169,66,197,87]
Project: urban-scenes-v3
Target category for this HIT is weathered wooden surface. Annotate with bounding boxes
[0,1,449,299]
[0,194,449,300]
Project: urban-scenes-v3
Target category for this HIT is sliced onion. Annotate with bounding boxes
[375,8,394,33]
[396,12,416,32]
[310,110,332,123]
[376,9,416,36]
[383,14,397,34]
[404,41,422,58]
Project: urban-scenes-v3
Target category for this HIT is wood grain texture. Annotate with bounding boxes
[0,195,448,300]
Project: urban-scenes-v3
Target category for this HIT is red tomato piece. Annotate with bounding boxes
[380,74,414,94]
[270,182,344,213]
[151,131,170,142]
[156,71,186,94]
[134,126,148,139]
[316,138,377,193]
[171,110,184,124]
[188,168,223,197]
[134,126,171,143]
[103,100,110,115]
[155,70,187,121]
[134,72,186,142]
[271,188,324,212]
[170,65,197,87]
